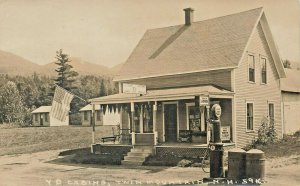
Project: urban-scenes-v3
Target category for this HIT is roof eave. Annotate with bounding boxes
[113,66,236,82]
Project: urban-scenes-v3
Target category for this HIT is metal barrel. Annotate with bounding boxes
[227,148,246,180]
[210,144,224,178]
[245,149,265,180]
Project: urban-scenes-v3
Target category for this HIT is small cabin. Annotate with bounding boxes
[31,106,69,126]
[79,104,120,126]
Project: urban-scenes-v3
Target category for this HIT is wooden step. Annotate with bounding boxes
[124,156,146,161]
[121,160,144,166]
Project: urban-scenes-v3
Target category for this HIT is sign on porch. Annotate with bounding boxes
[199,96,209,106]
[123,83,146,94]
[221,126,231,141]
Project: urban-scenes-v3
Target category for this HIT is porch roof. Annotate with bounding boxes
[89,85,233,104]
[31,106,51,114]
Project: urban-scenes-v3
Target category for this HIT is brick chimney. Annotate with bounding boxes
[183,8,194,26]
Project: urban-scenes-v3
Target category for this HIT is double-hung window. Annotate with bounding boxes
[246,102,254,131]
[261,57,267,84]
[248,55,255,82]
[268,103,274,126]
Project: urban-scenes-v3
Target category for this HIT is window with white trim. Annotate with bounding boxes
[268,103,274,126]
[261,57,267,84]
[248,55,255,82]
[246,102,254,131]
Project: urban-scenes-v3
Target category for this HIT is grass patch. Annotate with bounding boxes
[0,126,112,156]
[54,148,123,165]
[256,134,300,158]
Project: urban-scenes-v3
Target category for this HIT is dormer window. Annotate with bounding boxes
[261,57,267,84]
[248,54,255,82]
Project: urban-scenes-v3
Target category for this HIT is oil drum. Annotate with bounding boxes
[245,149,265,180]
[227,148,246,180]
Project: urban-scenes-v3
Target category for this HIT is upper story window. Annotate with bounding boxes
[261,57,267,84]
[248,54,255,82]
[246,102,254,131]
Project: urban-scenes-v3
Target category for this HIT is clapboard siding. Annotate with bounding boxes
[122,70,232,91]
[235,22,282,148]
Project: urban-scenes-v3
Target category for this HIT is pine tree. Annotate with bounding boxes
[99,79,107,96]
[54,49,78,91]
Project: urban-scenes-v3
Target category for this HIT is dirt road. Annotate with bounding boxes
[0,150,299,186]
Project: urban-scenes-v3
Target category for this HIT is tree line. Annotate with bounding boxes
[0,49,117,125]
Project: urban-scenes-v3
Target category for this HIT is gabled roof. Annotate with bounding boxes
[31,106,51,114]
[281,69,300,93]
[115,7,285,81]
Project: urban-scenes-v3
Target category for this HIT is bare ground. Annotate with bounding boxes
[0,150,299,186]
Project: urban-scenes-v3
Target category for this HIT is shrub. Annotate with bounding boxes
[177,159,192,167]
[244,116,278,150]
[256,116,278,145]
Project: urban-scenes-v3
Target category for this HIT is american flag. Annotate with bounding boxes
[50,86,74,122]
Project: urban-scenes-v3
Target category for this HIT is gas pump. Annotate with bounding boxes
[209,104,224,178]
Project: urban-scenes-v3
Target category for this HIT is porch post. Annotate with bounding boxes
[140,106,144,133]
[91,104,96,144]
[153,101,158,145]
[130,102,134,132]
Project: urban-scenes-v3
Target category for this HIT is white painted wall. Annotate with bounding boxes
[50,116,69,126]
[103,109,120,126]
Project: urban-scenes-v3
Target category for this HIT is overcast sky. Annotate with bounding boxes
[0,0,299,67]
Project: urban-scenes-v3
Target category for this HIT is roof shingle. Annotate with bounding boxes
[116,7,263,80]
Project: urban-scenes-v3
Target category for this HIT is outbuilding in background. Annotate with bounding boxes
[31,106,69,126]
[79,104,120,126]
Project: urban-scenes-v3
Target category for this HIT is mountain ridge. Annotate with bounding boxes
[0,50,123,76]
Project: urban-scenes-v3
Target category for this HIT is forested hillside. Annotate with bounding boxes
[0,73,117,126]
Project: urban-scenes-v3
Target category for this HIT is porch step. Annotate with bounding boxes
[128,152,151,156]
[130,148,153,153]
[121,146,154,166]
[124,156,146,161]
[121,160,144,166]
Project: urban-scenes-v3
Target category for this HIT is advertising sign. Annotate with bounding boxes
[199,96,209,106]
[221,126,231,141]
[123,83,146,94]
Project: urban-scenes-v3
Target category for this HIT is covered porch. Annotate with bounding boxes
[90,85,235,147]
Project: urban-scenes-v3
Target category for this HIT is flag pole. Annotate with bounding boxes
[91,104,96,144]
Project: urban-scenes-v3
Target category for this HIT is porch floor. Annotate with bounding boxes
[95,142,235,148]
[157,142,235,148]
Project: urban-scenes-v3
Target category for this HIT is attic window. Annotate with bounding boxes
[261,57,267,84]
[248,54,255,82]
